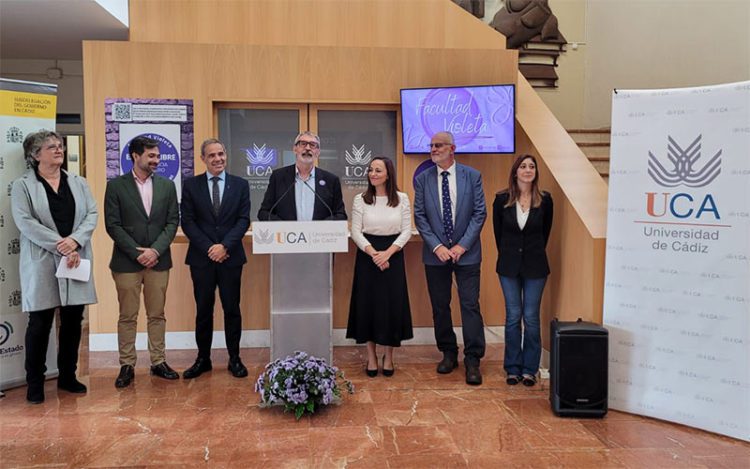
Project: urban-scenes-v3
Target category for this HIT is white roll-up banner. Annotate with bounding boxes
[0,78,59,390]
[604,81,750,441]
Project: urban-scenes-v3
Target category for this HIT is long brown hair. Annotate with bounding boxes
[362,156,400,207]
[503,154,543,208]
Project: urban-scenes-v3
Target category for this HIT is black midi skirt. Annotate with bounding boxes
[346,233,413,347]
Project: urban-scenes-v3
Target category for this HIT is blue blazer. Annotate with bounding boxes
[181,172,251,267]
[413,163,487,266]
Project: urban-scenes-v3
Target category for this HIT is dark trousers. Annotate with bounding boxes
[25,305,84,387]
[190,264,243,359]
[425,263,486,366]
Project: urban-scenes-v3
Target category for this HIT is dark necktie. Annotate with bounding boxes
[441,171,454,246]
[211,176,221,216]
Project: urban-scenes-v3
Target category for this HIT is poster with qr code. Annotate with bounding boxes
[104,98,194,192]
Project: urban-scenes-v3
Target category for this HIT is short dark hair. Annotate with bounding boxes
[200,138,226,156]
[129,135,159,157]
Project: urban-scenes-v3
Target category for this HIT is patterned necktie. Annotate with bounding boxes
[441,171,454,246]
[211,176,221,216]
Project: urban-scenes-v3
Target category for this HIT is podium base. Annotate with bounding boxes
[271,311,332,363]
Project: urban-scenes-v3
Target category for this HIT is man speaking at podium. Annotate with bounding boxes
[181,138,251,379]
[257,131,347,221]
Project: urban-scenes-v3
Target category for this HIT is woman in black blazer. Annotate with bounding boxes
[493,154,553,387]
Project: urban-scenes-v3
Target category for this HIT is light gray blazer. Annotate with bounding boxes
[11,169,98,312]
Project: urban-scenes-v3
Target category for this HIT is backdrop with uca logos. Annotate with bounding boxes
[603,80,750,441]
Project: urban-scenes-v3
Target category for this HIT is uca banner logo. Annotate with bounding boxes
[245,143,277,177]
[344,144,372,179]
[648,135,721,188]
[645,135,723,221]
[344,144,372,167]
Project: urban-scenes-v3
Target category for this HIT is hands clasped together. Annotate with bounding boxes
[135,247,160,268]
[365,246,393,271]
[207,243,230,263]
[56,237,81,269]
[434,244,467,264]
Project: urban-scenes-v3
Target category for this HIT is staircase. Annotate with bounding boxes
[568,129,611,182]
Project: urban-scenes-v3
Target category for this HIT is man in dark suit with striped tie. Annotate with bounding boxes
[181,138,251,379]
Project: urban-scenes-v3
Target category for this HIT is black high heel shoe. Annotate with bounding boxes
[366,359,378,377]
[382,356,394,377]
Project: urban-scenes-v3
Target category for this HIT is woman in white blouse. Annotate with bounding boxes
[347,156,413,377]
[492,154,553,387]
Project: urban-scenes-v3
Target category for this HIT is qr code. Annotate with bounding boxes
[112,102,132,122]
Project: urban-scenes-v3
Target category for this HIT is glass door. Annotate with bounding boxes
[216,103,307,221]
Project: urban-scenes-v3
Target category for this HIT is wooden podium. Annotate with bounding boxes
[252,221,348,363]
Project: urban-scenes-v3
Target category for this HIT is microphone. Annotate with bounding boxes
[302,178,334,219]
[265,178,296,221]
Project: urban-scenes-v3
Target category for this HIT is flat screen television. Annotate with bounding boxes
[400,84,515,154]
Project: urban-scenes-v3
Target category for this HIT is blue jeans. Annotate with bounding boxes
[500,275,547,376]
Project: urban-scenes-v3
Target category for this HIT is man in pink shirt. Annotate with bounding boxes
[104,136,180,388]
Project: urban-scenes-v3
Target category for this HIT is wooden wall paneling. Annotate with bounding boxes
[128,0,506,50]
[83,41,517,333]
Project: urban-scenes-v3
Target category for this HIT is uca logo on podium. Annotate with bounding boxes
[245,143,277,177]
[344,144,372,177]
[251,221,348,254]
[253,228,274,245]
[645,135,722,220]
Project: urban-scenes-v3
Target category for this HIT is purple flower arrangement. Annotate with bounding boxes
[255,351,354,419]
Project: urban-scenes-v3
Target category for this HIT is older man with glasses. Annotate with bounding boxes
[257,131,347,221]
[413,131,488,386]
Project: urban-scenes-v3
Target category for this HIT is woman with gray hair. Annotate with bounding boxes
[11,130,98,404]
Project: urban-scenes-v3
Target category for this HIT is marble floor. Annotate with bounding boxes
[1,345,748,468]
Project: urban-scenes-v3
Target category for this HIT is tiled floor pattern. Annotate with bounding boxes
[1,345,748,468]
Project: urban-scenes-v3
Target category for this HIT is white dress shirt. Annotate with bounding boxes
[436,162,457,225]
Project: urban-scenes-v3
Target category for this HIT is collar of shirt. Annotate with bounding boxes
[207,170,226,204]
[295,166,316,182]
[132,170,153,185]
[208,170,226,183]
[436,161,457,177]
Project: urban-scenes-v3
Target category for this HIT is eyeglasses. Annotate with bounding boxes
[295,140,320,149]
[428,143,451,149]
[44,143,65,152]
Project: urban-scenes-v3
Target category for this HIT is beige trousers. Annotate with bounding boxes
[112,269,170,366]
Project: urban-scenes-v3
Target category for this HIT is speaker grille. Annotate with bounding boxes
[557,334,608,408]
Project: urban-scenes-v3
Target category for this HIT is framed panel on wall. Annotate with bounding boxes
[311,105,400,218]
[216,103,307,221]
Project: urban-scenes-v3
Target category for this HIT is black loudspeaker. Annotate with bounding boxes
[550,318,608,417]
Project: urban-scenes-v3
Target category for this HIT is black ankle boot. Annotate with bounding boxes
[58,376,87,394]
[26,384,44,404]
